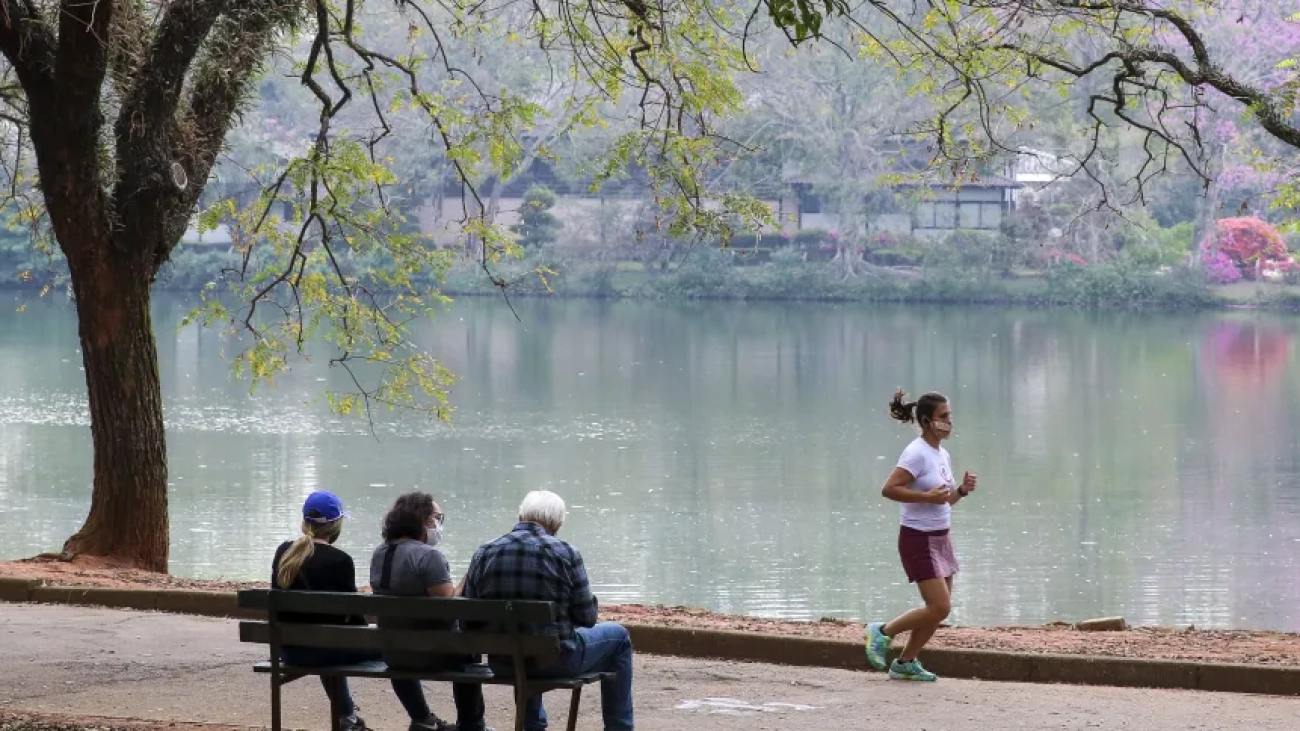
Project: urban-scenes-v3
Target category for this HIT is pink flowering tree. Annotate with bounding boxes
[1206,217,1294,281]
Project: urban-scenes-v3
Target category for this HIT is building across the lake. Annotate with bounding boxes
[410,158,1021,248]
[788,176,1020,238]
[186,150,1023,248]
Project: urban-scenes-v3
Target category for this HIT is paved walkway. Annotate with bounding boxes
[1,604,1296,730]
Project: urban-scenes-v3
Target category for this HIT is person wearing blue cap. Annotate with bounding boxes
[271,491,449,731]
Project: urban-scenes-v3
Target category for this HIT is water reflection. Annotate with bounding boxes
[1201,320,1291,388]
[0,295,1298,630]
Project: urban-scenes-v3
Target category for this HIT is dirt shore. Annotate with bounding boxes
[5,556,1299,667]
[0,712,245,731]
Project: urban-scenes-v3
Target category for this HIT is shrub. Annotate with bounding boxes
[793,229,830,247]
[770,246,806,265]
[726,232,760,249]
[865,231,925,266]
[1200,245,1242,284]
[941,230,1018,273]
[651,246,742,299]
[1125,220,1195,270]
[511,185,561,249]
[1211,217,1288,280]
[1046,260,1212,307]
[1283,231,1300,254]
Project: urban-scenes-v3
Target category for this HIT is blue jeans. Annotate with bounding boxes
[500,623,634,731]
[280,646,430,721]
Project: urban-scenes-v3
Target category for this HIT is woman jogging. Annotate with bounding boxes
[865,390,977,682]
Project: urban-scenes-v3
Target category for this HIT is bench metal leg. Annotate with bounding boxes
[565,687,582,731]
[270,671,283,731]
[327,677,344,731]
[512,685,526,731]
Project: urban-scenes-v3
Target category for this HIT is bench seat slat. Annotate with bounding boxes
[238,590,555,624]
[252,661,610,690]
[240,621,560,663]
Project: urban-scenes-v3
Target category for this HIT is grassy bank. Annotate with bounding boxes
[439,254,1300,311]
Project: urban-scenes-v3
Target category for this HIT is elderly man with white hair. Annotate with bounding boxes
[462,490,634,731]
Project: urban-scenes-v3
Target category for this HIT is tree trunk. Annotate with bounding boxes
[832,241,863,279]
[60,255,169,572]
[1194,173,1222,260]
[1193,132,1225,262]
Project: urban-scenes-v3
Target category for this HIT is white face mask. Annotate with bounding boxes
[426,521,444,546]
[931,419,953,437]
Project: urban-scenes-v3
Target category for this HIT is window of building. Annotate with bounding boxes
[913,188,1005,230]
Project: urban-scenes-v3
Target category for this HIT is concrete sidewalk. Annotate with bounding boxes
[1,605,1295,730]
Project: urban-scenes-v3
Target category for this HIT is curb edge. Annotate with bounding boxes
[3,581,1295,696]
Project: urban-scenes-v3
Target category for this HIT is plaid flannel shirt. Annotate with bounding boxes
[462,521,599,644]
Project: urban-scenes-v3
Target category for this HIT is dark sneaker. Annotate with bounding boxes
[409,716,455,731]
[340,715,370,731]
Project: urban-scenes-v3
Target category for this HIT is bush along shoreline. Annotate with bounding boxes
[7,236,1300,311]
[438,245,1299,311]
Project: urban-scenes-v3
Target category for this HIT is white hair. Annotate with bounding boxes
[518,490,567,532]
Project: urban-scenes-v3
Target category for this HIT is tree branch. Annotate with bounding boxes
[24,0,116,259]
[123,0,301,276]
[111,0,232,269]
[0,0,56,103]
[1006,43,1300,150]
[116,0,228,171]
[55,0,113,126]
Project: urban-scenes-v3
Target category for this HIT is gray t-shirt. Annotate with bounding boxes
[369,539,456,669]
[369,539,452,597]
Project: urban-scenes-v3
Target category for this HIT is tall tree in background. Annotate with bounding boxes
[736,31,917,278]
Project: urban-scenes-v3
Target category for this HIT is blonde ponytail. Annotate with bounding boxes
[276,519,343,589]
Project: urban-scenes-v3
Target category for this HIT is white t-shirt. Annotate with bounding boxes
[895,437,954,531]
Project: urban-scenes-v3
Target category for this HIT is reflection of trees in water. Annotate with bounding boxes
[1200,320,1291,389]
[1185,319,1300,630]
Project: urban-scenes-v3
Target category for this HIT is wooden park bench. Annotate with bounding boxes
[237,589,611,731]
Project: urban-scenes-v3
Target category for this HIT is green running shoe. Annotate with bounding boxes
[865,622,890,671]
[888,658,938,682]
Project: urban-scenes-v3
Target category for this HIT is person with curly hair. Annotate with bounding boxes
[370,491,492,731]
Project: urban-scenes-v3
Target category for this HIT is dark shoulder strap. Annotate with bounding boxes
[377,543,399,592]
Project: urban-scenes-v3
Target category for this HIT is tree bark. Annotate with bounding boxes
[60,251,169,572]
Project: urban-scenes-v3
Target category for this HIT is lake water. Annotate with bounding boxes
[2,293,1299,630]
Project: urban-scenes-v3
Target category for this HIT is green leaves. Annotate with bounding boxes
[511,185,562,249]
[766,0,849,45]
[180,0,852,426]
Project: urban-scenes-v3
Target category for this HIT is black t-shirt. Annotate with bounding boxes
[271,540,363,625]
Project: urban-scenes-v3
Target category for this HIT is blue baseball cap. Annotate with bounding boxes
[303,491,349,523]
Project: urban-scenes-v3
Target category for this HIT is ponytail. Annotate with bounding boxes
[276,518,343,589]
[889,389,917,424]
[889,389,948,428]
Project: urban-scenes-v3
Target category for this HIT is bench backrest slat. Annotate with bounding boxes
[240,622,561,662]
[238,589,556,624]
